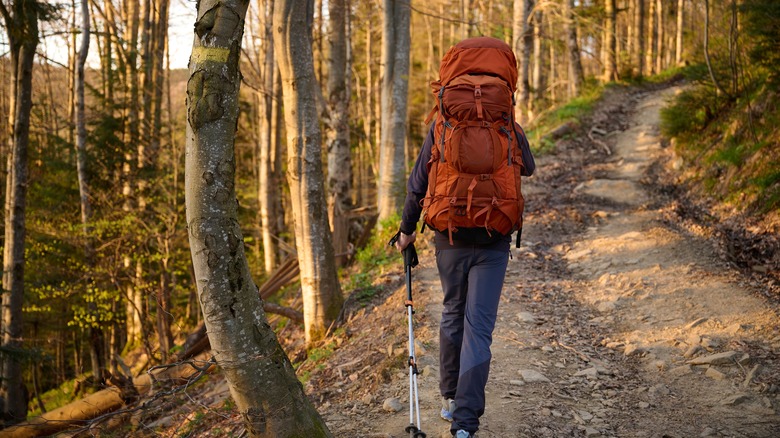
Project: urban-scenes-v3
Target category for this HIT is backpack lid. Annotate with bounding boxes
[438,37,518,92]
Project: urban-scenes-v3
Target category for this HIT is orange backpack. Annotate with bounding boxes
[422,37,526,244]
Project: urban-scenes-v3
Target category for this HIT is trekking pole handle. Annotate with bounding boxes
[388,231,420,270]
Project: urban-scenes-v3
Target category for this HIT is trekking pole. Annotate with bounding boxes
[389,232,426,438]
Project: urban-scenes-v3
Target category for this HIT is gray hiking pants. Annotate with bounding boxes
[436,242,509,435]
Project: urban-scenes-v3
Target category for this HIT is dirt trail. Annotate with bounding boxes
[321,87,780,438]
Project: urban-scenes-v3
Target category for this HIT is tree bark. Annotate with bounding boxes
[656,0,665,73]
[675,0,684,65]
[275,0,344,345]
[514,0,534,121]
[258,0,279,274]
[186,1,332,436]
[377,0,411,222]
[326,0,352,266]
[565,0,584,96]
[0,0,39,425]
[646,0,656,74]
[703,0,726,95]
[634,0,645,77]
[604,0,618,81]
[530,10,544,119]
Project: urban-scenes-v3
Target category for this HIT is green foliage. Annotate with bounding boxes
[526,81,608,155]
[663,75,780,214]
[660,86,718,138]
[741,0,780,86]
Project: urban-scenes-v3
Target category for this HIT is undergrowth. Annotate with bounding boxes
[525,79,609,154]
[661,68,780,215]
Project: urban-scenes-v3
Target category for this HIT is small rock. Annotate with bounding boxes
[519,369,551,383]
[684,345,701,358]
[584,426,601,437]
[700,427,717,437]
[637,402,650,409]
[510,379,525,386]
[623,344,644,357]
[577,410,594,421]
[705,367,726,381]
[725,323,744,334]
[596,301,617,313]
[700,337,720,350]
[541,346,554,353]
[687,334,702,345]
[669,365,692,376]
[688,351,738,366]
[382,397,403,412]
[517,312,536,323]
[362,393,374,405]
[574,367,599,379]
[720,394,751,406]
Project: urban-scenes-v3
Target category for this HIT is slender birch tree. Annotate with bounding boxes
[377,0,411,221]
[257,0,280,274]
[274,0,344,345]
[565,0,585,96]
[326,0,351,266]
[604,0,618,81]
[514,0,534,120]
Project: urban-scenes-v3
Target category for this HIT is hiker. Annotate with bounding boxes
[395,37,535,438]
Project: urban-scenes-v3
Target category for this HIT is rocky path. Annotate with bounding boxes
[323,86,780,438]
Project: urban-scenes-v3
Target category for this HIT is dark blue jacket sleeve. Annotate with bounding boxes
[514,122,536,177]
[400,126,434,234]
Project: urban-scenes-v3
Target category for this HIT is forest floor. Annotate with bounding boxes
[305,85,780,438]
[93,84,780,438]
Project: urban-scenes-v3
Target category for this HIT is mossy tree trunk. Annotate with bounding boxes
[185,1,332,436]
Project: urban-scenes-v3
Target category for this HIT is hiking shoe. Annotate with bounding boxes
[455,430,474,438]
[440,398,456,422]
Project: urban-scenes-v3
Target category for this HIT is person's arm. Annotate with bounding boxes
[396,125,434,250]
[514,122,535,177]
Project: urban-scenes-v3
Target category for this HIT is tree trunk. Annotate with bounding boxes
[530,10,544,119]
[258,0,279,275]
[634,0,645,77]
[604,0,618,81]
[123,0,143,348]
[646,0,656,74]
[675,0,684,65]
[326,0,352,267]
[275,0,344,345]
[377,0,411,222]
[703,0,726,95]
[514,0,534,121]
[0,0,39,425]
[186,1,332,436]
[565,0,584,97]
[656,0,665,73]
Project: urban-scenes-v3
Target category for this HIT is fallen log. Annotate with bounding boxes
[3,353,216,438]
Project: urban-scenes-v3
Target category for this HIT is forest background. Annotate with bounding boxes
[0,0,778,432]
